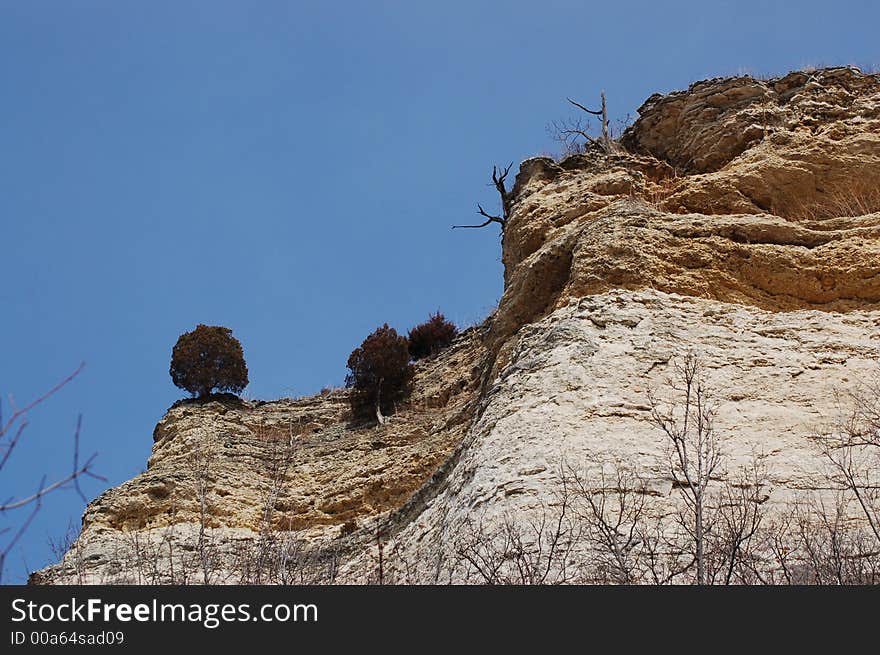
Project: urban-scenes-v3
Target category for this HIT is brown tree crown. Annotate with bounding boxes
[170,324,249,398]
[408,312,458,360]
[345,324,413,420]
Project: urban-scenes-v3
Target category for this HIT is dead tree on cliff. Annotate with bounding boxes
[548,92,614,155]
[648,351,722,585]
[453,486,578,585]
[564,459,649,584]
[453,163,514,232]
[814,376,880,548]
[186,434,216,585]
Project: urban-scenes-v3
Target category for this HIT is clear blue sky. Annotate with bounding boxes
[1,1,877,583]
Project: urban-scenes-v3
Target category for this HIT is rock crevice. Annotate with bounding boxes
[36,67,880,584]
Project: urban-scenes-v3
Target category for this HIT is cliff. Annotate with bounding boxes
[35,67,880,584]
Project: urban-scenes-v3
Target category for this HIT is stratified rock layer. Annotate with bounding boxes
[37,67,880,584]
[337,290,880,582]
[34,331,487,583]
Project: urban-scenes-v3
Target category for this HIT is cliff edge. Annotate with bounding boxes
[35,67,880,584]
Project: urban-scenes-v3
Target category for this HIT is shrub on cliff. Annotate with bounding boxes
[408,312,458,360]
[345,324,413,424]
[170,324,249,398]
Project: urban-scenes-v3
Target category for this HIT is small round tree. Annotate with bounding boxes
[345,324,413,424]
[170,324,249,398]
[408,312,458,360]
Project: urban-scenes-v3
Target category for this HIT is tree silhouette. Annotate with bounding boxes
[408,312,458,360]
[346,324,413,424]
[170,324,249,398]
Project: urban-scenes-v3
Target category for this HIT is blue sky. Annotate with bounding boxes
[1,1,877,583]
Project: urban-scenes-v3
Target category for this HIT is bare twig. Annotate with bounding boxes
[1,366,103,583]
[454,163,514,232]
[452,204,506,230]
[549,92,614,155]
[186,434,216,585]
[814,378,880,547]
[648,352,722,585]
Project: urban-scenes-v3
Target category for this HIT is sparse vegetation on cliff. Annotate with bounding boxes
[547,92,617,156]
[35,67,880,587]
[345,324,414,425]
[408,313,458,361]
[453,163,513,233]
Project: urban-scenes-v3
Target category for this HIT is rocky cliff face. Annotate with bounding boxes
[36,67,880,584]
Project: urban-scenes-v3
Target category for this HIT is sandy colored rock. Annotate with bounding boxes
[36,67,880,584]
[35,330,487,584]
[337,290,880,582]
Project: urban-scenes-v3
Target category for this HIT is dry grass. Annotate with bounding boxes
[637,172,880,221]
[778,179,880,221]
[637,177,684,211]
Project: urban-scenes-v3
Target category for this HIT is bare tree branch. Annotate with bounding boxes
[648,351,722,584]
[566,97,604,116]
[454,163,514,232]
[491,163,514,219]
[549,92,614,155]
[814,377,880,547]
[0,365,103,583]
[452,204,506,230]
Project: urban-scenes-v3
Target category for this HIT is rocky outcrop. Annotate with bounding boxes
[34,330,487,584]
[88,327,485,535]
[623,67,880,219]
[336,289,880,582]
[36,67,880,584]
[491,67,879,358]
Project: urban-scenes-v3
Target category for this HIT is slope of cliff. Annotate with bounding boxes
[36,67,880,584]
[32,331,488,583]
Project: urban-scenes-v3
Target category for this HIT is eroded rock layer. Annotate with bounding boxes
[337,289,880,582]
[37,67,880,584]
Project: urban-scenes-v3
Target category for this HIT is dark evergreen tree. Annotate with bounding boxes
[346,324,413,424]
[170,324,248,398]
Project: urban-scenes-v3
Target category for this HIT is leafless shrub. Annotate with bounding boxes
[453,481,579,584]
[186,433,216,584]
[702,458,769,585]
[231,424,340,585]
[563,459,650,583]
[249,426,297,583]
[232,532,341,585]
[48,520,80,562]
[758,493,880,585]
[376,533,421,585]
[123,529,168,584]
[547,93,617,156]
[547,116,593,157]
[1,365,103,583]
[763,373,880,585]
[561,453,770,585]
[796,494,880,584]
[648,351,723,584]
[814,376,880,547]
[631,509,693,584]
[48,521,86,585]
